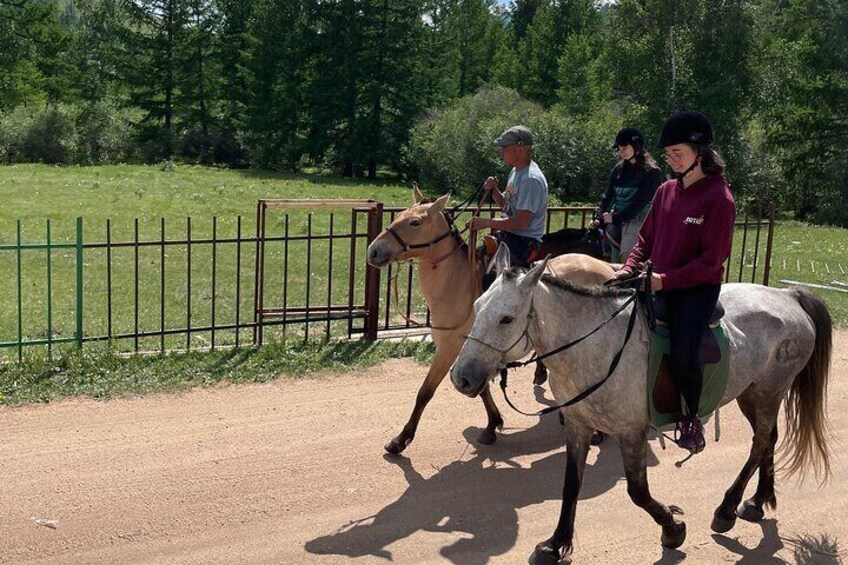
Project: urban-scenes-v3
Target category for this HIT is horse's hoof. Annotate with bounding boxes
[384,436,411,455]
[590,431,606,446]
[528,543,560,565]
[710,512,736,534]
[477,428,498,445]
[737,499,765,522]
[661,521,686,549]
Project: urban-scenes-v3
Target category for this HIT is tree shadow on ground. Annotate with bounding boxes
[714,524,846,565]
[785,532,844,565]
[305,397,662,565]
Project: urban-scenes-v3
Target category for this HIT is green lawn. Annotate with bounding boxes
[762,220,848,327]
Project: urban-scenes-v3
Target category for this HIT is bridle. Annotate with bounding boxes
[381,185,490,332]
[385,221,458,255]
[464,296,536,358]
[466,276,642,417]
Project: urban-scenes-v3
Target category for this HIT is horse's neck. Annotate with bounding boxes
[530,284,647,389]
[417,241,476,318]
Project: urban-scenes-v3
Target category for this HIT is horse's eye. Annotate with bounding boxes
[409,219,421,227]
[499,316,514,325]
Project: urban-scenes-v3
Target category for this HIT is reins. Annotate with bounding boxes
[385,183,489,332]
[493,288,640,417]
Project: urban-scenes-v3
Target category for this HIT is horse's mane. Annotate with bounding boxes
[538,272,631,298]
[503,267,624,298]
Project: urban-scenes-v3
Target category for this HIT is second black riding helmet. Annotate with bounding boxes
[614,127,644,148]
[657,110,714,147]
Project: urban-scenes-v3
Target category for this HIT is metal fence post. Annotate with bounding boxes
[76,217,84,349]
[763,204,776,286]
[363,202,383,340]
[16,220,22,362]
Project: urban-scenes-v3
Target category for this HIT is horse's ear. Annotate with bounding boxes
[494,241,511,275]
[412,183,424,204]
[521,255,550,289]
[427,192,451,215]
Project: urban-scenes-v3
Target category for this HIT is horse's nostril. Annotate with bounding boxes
[460,378,472,391]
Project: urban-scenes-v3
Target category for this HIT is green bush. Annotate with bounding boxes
[404,86,544,196]
[0,106,75,164]
[24,106,76,164]
[73,100,135,165]
[404,86,635,202]
[0,106,29,163]
[0,102,136,165]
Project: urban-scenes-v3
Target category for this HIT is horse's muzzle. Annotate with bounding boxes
[366,241,392,268]
[450,362,489,398]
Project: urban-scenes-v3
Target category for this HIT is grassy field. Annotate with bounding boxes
[0,164,423,356]
[0,163,845,404]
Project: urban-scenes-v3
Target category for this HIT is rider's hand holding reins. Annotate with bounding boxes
[484,176,498,193]
[611,267,664,292]
[611,268,631,281]
[650,272,663,291]
[469,217,491,232]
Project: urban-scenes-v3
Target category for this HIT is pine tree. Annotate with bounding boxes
[113,0,192,160]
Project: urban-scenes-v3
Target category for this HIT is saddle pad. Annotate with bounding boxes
[647,322,730,427]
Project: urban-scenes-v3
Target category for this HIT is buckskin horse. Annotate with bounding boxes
[450,246,832,563]
[366,188,612,454]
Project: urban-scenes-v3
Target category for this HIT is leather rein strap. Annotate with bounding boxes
[497,285,641,417]
[387,185,488,332]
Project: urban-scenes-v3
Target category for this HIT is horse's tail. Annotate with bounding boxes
[778,288,833,483]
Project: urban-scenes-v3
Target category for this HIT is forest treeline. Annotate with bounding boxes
[0,1,846,224]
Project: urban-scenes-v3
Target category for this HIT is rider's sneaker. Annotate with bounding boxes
[676,416,705,453]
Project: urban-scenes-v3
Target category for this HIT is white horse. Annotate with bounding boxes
[450,244,832,564]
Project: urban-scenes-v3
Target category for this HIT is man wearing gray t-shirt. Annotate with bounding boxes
[471,125,549,280]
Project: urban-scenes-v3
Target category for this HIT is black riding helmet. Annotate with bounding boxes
[613,127,644,149]
[656,110,714,147]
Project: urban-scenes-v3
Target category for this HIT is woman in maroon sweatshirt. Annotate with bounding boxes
[613,110,736,453]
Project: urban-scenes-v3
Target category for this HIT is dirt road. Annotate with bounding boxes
[1,333,846,565]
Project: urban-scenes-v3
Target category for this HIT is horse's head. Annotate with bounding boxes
[450,243,548,397]
[366,186,452,268]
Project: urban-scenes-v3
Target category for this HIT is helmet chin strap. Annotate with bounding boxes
[674,158,699,181]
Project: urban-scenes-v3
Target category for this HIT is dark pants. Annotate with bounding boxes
[482,231,540,291]
[655,283,721,417]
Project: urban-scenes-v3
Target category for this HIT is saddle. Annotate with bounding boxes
[648,323,730,426]
[611,264,731,426]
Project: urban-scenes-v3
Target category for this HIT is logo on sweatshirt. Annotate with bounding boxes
[683,215,704,225]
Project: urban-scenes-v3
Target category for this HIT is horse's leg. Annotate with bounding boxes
[476,384,504,445]
[385,342,504,454]
[384,345,456,454]
[529,422,593,565]
[735,391,779,522]
[619,429,686,549]
[711,392,780,532]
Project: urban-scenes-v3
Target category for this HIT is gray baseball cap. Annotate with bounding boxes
[494,125,533,147]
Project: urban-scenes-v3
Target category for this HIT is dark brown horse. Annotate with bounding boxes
[539,226,604,260]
